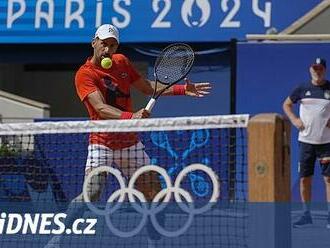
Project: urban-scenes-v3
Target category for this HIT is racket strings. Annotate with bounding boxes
[155,45,194,85]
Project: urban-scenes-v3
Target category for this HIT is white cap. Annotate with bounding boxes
[94,24,119,44]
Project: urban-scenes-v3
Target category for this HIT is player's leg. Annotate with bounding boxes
[63,170,107,226]
[293,142,315,228]
[300,177,312,211]
[317,142,330,228]
[44,144,110,248]
[113,141,162,198]
[113,141,164,246]
[323,175,330,228]
[64,144,110,225]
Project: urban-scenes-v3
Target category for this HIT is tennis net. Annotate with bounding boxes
[0,114,249,248]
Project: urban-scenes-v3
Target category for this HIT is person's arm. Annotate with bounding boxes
[132,77,211,97]
[131,77,178,96]
[86,90,149,119]
[282,96,304,130]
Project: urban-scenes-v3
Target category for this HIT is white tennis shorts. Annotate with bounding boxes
[85,142,151,177]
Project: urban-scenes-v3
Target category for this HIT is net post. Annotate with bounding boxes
[228,38,237,201]
[248,113,291,248]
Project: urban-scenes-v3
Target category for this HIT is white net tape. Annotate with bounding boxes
[0,114,249,135]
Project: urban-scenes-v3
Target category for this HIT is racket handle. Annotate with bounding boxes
[145,98,156,112]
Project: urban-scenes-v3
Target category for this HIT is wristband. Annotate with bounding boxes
[173,85,186,95]
[120,112,133,119]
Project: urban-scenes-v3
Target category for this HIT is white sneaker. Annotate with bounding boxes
[44,236,61,248]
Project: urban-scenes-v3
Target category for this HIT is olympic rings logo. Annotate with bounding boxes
[82,163,219,238]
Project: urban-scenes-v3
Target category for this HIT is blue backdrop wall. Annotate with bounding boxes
[237,41,330,201]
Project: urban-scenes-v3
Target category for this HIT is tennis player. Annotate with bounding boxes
[283,58,330,228]
[44,24,211,248]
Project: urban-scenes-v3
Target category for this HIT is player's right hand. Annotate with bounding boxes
[132,108,150,119]
[292,118,305,131]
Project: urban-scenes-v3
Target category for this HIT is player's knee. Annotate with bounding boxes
[135,172,161,201]
[84,174,106,202]
[88,190,102,201]
[300,176,312,185]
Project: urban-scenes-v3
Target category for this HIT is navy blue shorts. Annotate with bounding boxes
[299,141,330,177]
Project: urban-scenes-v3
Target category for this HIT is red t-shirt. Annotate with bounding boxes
[75,54,141,150]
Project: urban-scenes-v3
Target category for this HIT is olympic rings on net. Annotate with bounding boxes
[175,163,220,215]
[82,163,220,238]
[105,188,148,238]
[150,187,195,237]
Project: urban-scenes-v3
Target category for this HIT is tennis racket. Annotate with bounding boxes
[145,43,195,112]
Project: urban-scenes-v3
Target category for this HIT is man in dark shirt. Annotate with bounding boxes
[283,58,330,228]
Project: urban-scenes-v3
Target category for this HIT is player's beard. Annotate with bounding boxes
[311,71,324,84]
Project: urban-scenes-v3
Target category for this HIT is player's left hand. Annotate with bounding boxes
[184,78,212,97]
[327,119,330,128]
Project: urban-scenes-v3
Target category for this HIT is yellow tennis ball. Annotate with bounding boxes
[101,57,112,69]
